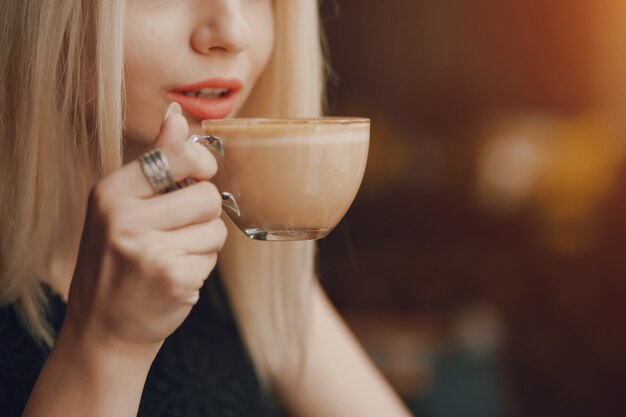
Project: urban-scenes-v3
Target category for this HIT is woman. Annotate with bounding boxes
[0,1,412,416]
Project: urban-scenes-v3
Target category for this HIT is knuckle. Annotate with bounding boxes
[106,222,135,257]
[204,253,218,271]
[214,219,228,250]
[191,143,218,177]
[106,211,147,257]
[88,183,136,253]
[197,182,222,217]
[184,291,201,305]
[90,181,115,215]
[151,256,178,283]
[105,207,135,241]
[105,214,123,243]
[171,142,217,179]
[199,181,220,201]
[90,176,131,221]
[203,154,218,178]
[171,141,196,164]
[160,273,180,297]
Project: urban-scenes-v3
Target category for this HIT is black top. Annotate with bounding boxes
[0,273,285,417]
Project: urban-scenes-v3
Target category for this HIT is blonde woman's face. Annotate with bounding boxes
[123,0,274,160]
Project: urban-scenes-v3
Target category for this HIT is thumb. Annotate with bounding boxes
[153,102,189,148]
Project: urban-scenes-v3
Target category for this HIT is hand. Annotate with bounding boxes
[62,104,227,355]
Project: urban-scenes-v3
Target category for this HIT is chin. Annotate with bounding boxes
[187,119,204,134]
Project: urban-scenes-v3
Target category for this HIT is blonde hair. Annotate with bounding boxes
[0,0,125,345]
[220,0,324,383]
[0,0,323,385]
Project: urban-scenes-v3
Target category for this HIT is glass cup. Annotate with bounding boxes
[182,117,370,241]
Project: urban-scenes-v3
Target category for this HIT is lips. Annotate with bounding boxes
[166,78,242,120]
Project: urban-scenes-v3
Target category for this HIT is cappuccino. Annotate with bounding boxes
[202,118,369,240]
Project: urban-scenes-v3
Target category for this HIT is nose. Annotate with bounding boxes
[191,0,253,54]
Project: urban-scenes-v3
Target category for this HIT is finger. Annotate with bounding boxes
[116,140,218,199]
[174,253,217,293]
[153,102,189,148]
[183,290,201,306]
[139,181,222,230]
[161,218,227,254]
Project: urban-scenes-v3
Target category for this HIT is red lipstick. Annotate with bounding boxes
[166,78,242,120]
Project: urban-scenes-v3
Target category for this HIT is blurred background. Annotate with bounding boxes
[317,1,626,416]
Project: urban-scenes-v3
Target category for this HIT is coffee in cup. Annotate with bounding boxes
[188,117,369,241]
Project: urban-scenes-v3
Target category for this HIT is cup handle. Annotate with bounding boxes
[169,135,241,218]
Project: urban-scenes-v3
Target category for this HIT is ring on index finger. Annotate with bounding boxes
[138,149,174,195]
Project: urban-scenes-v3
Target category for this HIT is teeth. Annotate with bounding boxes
[182,88,229,99]
[200,88,228,96]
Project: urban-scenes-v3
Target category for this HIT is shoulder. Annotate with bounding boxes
[0,303,51,417]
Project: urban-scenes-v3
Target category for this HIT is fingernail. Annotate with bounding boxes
[163,102,182,122]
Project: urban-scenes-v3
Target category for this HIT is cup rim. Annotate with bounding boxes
[202,117,370,126]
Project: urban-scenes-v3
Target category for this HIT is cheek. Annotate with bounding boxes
[123,26,176,146]
[123,46,162,145]
[247,7,275,78]
[122,4,189,146]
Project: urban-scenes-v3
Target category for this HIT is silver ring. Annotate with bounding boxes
[138,149,174,194]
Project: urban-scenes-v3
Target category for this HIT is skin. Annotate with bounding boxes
[25,1,269,415]
[123,0,274,162]
[24,1,413,416]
